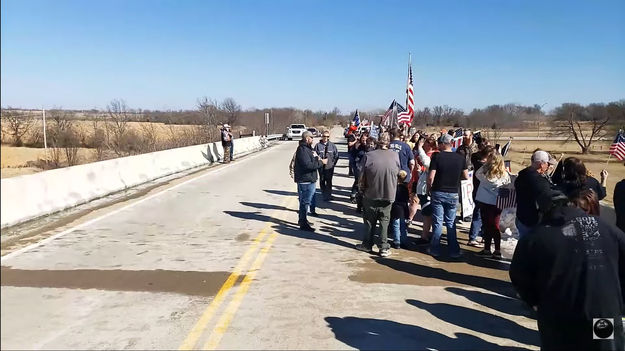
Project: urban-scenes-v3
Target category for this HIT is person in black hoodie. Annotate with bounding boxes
[553,157,608,201]
[510,189,625,351]
[294,131,327,231]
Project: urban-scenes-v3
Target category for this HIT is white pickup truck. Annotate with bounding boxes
[285,124,307,140]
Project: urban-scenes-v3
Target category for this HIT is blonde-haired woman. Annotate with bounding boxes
[475,152,511,259]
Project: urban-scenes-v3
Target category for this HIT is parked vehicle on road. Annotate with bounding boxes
[286,124,307,140]
[307,127,319,137]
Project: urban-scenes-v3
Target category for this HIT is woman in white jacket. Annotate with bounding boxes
[475,152,510,259]
[411,136,438,242]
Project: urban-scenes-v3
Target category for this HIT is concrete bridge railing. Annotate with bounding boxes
[1,136,264,228]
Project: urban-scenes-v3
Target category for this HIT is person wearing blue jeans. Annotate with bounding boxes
[468,204,482,243]
[390,170,410,248]
[293,131,326,231]
[430,191,461,257]
[297,182,317,224]
[427,134,469,258]
[390,218,408,247]
[230,138,234,161]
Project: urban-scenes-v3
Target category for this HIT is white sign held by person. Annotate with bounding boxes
[460,171,474,219]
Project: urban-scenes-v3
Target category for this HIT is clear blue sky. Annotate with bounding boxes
[2,0,624,114]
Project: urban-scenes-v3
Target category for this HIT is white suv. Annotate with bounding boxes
[286,124,307,140]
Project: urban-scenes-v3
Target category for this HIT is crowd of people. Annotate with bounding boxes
[291,124,625,350]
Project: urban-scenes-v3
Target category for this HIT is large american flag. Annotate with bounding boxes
[397,62,414,125]
[609,130,625,160]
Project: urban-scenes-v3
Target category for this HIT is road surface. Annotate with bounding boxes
[1,127,539,350]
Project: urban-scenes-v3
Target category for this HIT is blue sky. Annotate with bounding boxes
[1,0,624,114]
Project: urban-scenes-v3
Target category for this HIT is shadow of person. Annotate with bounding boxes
[406,300,539,346]
[240,201,297,213]
[373,257,516,298]
[445,287,535,319]
[263,189,298,197]
[223,211,356,250]
[324,316,533,350]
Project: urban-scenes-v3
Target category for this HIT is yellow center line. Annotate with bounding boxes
[203,233,279,350]
[178,196,292,350]
[202,197,296,350]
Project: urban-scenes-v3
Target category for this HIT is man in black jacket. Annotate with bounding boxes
[510,191,625,351]
[294,131,327,231]
[514,150,556,238]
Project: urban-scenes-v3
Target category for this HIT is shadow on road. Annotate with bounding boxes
[324,316,534,351]
[445,287,535,319]
[406,299,539,346]
[240,201,297,213]
[223,210,356,250]
[263,189,297,197]
[373,257,516,298]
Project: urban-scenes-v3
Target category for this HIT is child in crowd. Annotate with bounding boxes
[390,170,410,249]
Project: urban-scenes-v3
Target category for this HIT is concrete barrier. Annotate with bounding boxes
[1,136,263,228]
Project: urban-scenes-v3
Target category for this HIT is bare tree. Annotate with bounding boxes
[1,108,35,146]
[89,119,108,161]
[556,110,610,154]
[138,122,159,153]
[106,99,132,156]
[222,97,241,126]
[432,106,444,125]
[197,97,221,142]
[46,109,81,166]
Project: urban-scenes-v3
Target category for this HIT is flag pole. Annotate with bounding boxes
[606,153,611,166]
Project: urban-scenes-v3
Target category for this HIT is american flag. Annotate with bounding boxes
[451,136,463,149]
[504,160,512,173]
[609,129,625,160]
[501,138,512,157]
[398,60,414,125]
[496,187,517,210]
[382,100,406,127]
[353,109,360,127]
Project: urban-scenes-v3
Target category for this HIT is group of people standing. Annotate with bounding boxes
[291,125,625,350]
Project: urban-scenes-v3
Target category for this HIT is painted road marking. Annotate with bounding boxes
[0,144,286,263]
[203,233,279,350]
[202,197,296,350]
[178,196,294,350]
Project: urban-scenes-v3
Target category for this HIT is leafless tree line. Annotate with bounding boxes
[2,99,623,169]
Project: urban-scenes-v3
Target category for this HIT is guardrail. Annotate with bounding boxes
[267,134,283,141]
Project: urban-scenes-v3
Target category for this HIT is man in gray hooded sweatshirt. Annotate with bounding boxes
[314,130,339,201]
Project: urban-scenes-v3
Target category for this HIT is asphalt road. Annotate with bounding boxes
[1,127,539,350]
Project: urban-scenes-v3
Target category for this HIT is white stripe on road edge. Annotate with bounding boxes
[1,144,287,263]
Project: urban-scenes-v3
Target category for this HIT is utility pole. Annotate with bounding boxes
[537,102,547,138]
[42,108,47,149]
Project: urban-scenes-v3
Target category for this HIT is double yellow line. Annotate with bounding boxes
[179,196,296,350]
